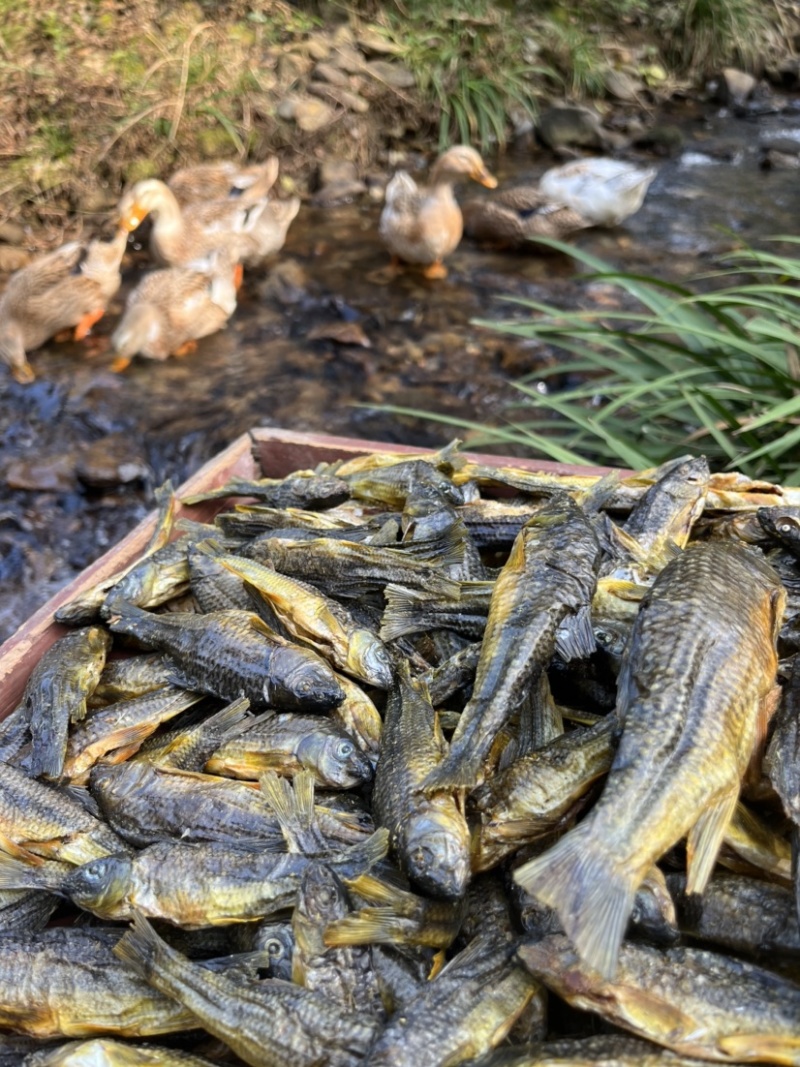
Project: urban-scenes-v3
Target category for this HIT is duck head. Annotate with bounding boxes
[431,145,497,188]
[117,179,176,231]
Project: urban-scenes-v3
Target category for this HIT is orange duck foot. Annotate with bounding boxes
[422,261,448,280]
[53,328,74,343]
[233,263,244,291]
[74,308,105,341]
[110,355,132,374]
[173,340,198,358]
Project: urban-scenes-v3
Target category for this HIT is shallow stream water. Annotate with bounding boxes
[1,96,799,640]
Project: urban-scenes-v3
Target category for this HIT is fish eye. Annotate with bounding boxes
[80,860,107,885]
[318,886,338,907]
[779,520,797,534]
[335,740,354,760]
[265,938,284,958]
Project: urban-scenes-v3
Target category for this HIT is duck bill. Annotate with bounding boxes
[474,169,498,189]
[119,205,144,232]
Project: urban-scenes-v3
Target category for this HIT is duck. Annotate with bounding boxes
[0,229,128,384]
[110,251,239,373]
[378,145,497,279]
[116,179,301,270]
[537,158,657,227]
[461,185,592,248]
[167,156,280,206]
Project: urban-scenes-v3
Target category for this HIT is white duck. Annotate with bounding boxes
[538,158,657,227]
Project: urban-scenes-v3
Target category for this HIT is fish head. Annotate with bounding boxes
[758,505,800,552]
[277,658,346,713]
[402,812,471,900]
[64,854,132,917]
[299,732,374,789]
[347,631,394,689]
[253,920,294,980]
[297,861,348,925]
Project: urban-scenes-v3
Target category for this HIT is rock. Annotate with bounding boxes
[328,44,365,75]
[604,68,646,104]
[308,321,372,347]
[5,453,78,493]
[632,124,685,157]
[308,82,370,114]
[311,180,367,207]
[276,96,298,121]
[709,68,758,107]
[279,95,336,132]
[537,105,609,151]
[0,246,31,272]
[319,159,359,186]
[261,259,308,304]
[0,220,26,245]
[356,27,404,56]
[365,60,416,90]
[278,51,313,83]
[312,62,351,87]
[305,34,331,61]
[76,434,149,489]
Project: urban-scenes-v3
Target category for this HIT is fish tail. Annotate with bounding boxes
[0,851,66,893]
[380,585,426,642]
[324,908,397,947]
[258,769,315,830]
[513,822,636,979]
[421,749,483,793]
[113,910,170,981]
[337,827,390,880]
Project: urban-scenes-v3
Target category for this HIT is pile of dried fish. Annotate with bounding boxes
[2,440,800,1066]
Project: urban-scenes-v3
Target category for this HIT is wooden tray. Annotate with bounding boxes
[0,427,614,721]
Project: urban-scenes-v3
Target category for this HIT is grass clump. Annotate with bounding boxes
[658,0,779,75]
[362,1,546,152]
[459,239,800,482]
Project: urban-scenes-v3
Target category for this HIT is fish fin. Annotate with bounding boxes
[420,749,483,793]
[555,604,596,662]
[146,481,177,554]
[576,470,622,513]
[113,910,170,978]
[719,1035,800,1060]
[61,784,103,820]
[380,585,427,642]
[336,827,390,880]
[685,787,739,895]
[792,827,800,928]
[323,908,397,947]
[0,850,66,892]
[513,822,636,979]
[258,770,320,852]
[427,949,446,980]
[343,872,414,908]
[0,833,47,865]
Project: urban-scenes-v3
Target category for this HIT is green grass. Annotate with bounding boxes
[369,1,546,152]
[658,0,776,74]
[378,239,800,484]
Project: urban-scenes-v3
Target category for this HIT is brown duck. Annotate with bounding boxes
[110,252,238,373]
[167,156,280,206]
[0,230,128,384]
[117,179,300,270]
[378,145,497,279]
[462,185,593,248]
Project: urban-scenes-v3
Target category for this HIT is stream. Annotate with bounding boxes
[1,94,799,641]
